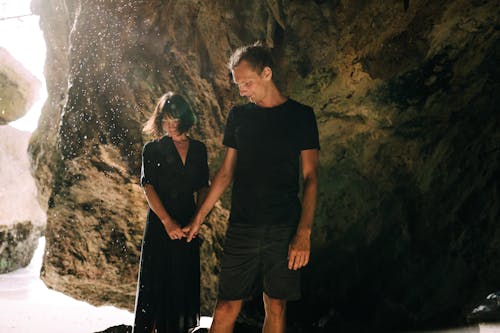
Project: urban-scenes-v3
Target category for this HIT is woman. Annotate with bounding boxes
[133,92,209,333]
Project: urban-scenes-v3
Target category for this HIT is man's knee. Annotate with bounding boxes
[214,299,243,319]
[263,293,287,318]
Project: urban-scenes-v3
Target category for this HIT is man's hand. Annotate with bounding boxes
[288,231,311,270]
[182,214,203,242]
[162,219,185,240]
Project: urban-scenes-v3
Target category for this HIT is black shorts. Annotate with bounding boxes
[217,223,301,301]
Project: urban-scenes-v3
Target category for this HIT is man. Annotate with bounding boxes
[184,42,320,333]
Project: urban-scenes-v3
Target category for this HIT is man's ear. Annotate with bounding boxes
[262,66,273,80]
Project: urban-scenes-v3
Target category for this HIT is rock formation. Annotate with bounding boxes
[0,125,46,273]
[0,48,41,124]
[30,0,499,331]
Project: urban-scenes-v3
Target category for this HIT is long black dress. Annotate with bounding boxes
[133,136,209,333]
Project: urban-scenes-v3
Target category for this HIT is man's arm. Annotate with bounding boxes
[288,148,319,270]
[196,186,209,210]
[184,147,238,242]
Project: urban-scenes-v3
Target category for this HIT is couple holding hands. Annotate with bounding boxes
[133,42,320,333]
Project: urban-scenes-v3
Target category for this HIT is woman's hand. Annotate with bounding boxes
[182,215,203,242]
[162,218,185,240]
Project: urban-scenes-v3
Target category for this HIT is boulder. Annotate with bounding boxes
[0,48,41,124]
[0,221,41,273]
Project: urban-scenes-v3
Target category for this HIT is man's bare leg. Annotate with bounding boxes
[209,299,243,333]
[262,293,287,333]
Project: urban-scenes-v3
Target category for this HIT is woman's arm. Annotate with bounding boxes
[143,184,185,240]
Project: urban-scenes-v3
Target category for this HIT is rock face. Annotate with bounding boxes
[0,48,41,124]
[30,0,499,331]
[0,221,41,274]
[0,125,46,273]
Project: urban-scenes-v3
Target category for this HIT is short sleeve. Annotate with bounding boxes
[195,143,210,190]
[299,107,320,151]
[222,107,237,149]
[140,142,157,187]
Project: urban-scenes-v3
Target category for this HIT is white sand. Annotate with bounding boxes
[0,237,134,333]
[408,323,500,333]
[0,237,213,333]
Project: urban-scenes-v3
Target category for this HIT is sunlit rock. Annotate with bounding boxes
[0,48,41,124]
[29,0,229,312]
[0,221,40,274]
[0,125,45,273]
[30,0,499,331]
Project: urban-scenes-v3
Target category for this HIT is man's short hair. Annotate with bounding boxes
[227,41,274,74]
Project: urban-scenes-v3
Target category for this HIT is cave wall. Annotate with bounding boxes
[30,0,499,331]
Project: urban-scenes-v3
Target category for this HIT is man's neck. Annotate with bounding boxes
[255,85,287,108]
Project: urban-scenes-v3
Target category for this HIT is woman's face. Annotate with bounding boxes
[162,116,182,137]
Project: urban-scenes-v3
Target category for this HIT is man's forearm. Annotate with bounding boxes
[196,167,232,219]
[297,176,318,236]
[196,187,209,209]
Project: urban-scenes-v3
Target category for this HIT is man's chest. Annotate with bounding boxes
[234,113,300,153]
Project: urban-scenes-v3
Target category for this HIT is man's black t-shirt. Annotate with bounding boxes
[223,98,320,226]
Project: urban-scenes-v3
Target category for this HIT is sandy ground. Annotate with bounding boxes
[0,237,134,333]
[0,237,212,333]
[408,323,500,333]
[0,237,496,333]
[480,324,500,333]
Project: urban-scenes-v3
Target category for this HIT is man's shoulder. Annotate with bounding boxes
[227,103,257,121]
[231,102,256,112]
[286,98,313,112]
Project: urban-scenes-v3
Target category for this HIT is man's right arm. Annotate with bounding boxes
[185,147,238,242]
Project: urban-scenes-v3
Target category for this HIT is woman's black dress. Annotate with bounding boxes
[133,136,209,333]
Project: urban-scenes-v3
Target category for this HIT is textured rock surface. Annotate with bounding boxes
[30,0,499,331]
[0,125,46,273]
[0,221,41,274]
[0,48,41,124]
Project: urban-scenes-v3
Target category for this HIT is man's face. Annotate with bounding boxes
[232,60,271,105]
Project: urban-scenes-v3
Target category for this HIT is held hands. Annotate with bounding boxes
[162,215,203,242]
[161,218,186,240]
[182,214,203,243]
[288,231,311,270]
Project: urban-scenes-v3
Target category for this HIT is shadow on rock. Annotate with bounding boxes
[94,325,131,333]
